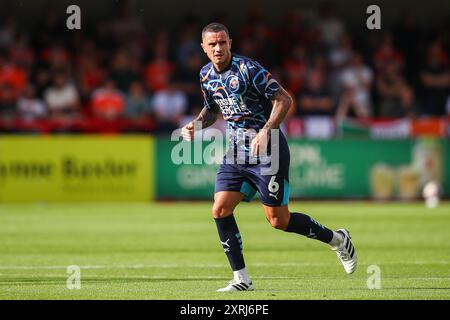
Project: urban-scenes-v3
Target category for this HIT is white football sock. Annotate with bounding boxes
[329,231,344,248]
[233,268,250,283]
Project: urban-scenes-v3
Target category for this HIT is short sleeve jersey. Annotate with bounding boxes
[200,54,284,162]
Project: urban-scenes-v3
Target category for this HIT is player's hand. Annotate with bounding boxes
[250,129,269,157]
[181,121,195,141]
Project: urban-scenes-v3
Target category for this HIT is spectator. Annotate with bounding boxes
[329,34,353,69]
[109,3,145,44]
[173,52,204,115]
[151,82,187,134]
[376,63,415,118]
[282,45,308,95]
[239,10,277,63]
[297,68,335,116]
[144,29,174,92]
[17,84,47,120]
[0,83,17,120]
[328,34,353,97]
[336,53,374,120]
[112,21,147,68]
[33,68,52,100]
[40,45,71,72]
[175,16,202,67]
[77,54,106,99]
[278,11,307,57]
[34,8,66,50]
[393,10,421,84]
[124,81,151,119]
[91,80,125,120]
[317,2,346,49]
[44,69,80,119]
[9,35,35,71]
[0,52,27,99]
[373,33,404,72]
[0,16,17,51]
[420,41,450,116]
[110,48,139,92]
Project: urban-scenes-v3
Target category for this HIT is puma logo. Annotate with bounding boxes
[269,192,279,200]
[221,239,230,248]
[220,239,231,253]
[307,228,317,239]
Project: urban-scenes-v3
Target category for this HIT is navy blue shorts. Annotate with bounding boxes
[215,159,290,207]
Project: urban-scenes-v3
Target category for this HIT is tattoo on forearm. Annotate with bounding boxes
[263,88,292,131]
[195,106,219,128]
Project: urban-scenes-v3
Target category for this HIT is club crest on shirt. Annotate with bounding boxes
[229,76,239,90]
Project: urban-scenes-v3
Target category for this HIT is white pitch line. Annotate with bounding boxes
[1,274,449,282]
[0,274,295,280]
[0,262,332,270]
[0,261,449,270]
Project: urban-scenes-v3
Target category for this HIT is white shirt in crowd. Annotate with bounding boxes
[340,65,374,109]
[44,84,79,111]
[17,97,47,119]
[151,89,187,121]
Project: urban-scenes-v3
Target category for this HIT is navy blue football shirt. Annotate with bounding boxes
[200,54,286,163]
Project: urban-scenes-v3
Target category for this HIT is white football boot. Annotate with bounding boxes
[216,279,254,292]
[332,228,357,274]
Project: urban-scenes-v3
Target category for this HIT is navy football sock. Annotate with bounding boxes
[214,214,245,271]
[285,212,333,244]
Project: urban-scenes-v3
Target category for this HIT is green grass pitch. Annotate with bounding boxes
[0,201,449,300]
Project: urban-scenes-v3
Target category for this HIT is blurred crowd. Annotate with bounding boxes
[0,3,449,134]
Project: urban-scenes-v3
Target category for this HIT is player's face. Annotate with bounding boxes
[201,31,232,69]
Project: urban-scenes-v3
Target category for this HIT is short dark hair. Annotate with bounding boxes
[201,22,230,40]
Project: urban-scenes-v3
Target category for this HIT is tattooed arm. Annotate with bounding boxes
[262,87,293,131]
[196,105,220,128]
[181,105,220,141]
[251,87,293,156]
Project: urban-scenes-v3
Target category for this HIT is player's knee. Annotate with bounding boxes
[212,203,233,219]
[268,216,288,230]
